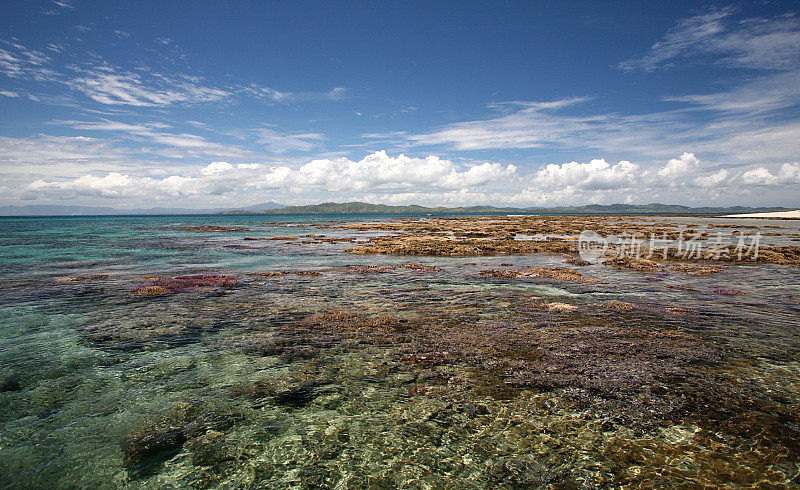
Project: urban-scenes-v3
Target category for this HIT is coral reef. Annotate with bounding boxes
[320,215,800,265]
[713,288,748,295]
[477,267,601,283]
[179,226,249,232]
[121,404,236,477]
[133,274,239,295]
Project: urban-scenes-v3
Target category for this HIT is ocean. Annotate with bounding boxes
[1,214,799,487]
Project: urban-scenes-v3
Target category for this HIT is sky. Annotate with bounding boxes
[1,0,799,209]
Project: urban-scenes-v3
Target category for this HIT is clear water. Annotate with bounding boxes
[1,215,799,487]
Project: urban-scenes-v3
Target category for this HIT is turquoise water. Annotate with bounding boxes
[1,215,799,487]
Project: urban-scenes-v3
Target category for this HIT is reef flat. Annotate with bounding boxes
[0,213,799,487]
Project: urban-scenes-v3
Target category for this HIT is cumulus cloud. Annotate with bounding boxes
[15,150,800,208]
[18,151,518,202]
[202,161,234,175]
[694,169,729,188]
[656,152,700,182]
[740,163,800,186]
[531,158,639,190]
[291,151,516,192]
[24,172,198,199]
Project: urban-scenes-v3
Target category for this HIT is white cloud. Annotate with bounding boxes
[406,93,800,167]
[327,87,347,100]
[409,97,596,151]
[67,67,231,106]
[656,152,700,182]
[17,151,517,202]
[618,8,800,71]
[531,158,639,190]
[14,150,799,208]
[0,42,54,80]
[17,151,800,207]
[740,163,800,186]
[24,172,199,199]
[59,119,255,158]
[291,151,516,192]
[239,84,295,103]
[202,161,234,175]
[253,127,325,154]
[664,70,800,114]
[0,41,345,108]
[0,134,129,167]
[695,169,729,188]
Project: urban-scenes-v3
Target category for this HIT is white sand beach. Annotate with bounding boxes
[723,210,800,219]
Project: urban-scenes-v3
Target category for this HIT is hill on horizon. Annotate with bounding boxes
[1,201,794,216]
[222,201,793,216]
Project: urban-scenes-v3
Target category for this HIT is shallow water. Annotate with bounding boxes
[1,214,799,488]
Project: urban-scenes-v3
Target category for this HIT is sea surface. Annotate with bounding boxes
[1,214,799,488]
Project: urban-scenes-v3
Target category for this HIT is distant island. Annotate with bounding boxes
[1,201,793,216]
[222,201,792,216]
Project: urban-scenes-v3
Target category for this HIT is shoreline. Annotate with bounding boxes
[722,209,800,219]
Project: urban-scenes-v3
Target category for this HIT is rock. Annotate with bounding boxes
[187,430,231,467]
[713,288,748,296]
[477,267,601,283]
[459,402,489,419]
[0,375,22,392]
[121,407,236,477]
[565,258,592,266]
[273,386,318,407]
[490,458,569,486]
[296,465,339,487]
[132,274,239,295]
[121,428,186,476]
[179,226,248,232]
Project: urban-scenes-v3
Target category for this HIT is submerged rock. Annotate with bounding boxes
[273,386,318,407]
[179,226,248,232]
[230,380,324,408]
[260,270,323,277]
[0,375,22,392]
[121,427,186,474]
[490,457,569,486]
[133,274,239,295]
[671,264,724,275]
[477,266,601,283]
[186,430,231,467]
[458,402,489,419]
[121,406,236,477]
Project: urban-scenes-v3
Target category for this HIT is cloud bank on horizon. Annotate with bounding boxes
[1,1,799,208]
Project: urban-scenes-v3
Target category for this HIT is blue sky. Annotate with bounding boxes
[1,0,799,208]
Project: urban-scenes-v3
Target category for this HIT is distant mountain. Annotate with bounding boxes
[0,201,285,216]
[2,201,791,216]
[0,205,123,216]
[229,201,792,216]
[225,201,286,212]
